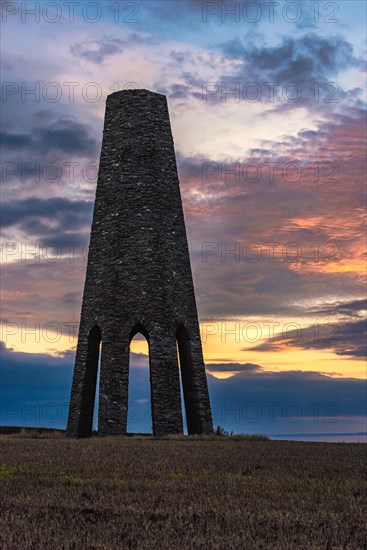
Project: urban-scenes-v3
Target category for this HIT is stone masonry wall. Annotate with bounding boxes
[67,89,213,437]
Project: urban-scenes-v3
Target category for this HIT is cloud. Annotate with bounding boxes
[207,366,366,435]
[0,112,100,198]
[3,105,363,331]
[174,109,366,319]
[247,317,366,359]
[200,32,365,110]
[265,35,352,78]
[0,342,74,400]
[1,344,365,435]
[220,32,359,79]
[206,362,262,373]
[314,299,366,316]
[71,36,125,64]
[0,248,87,327]
[219,37,246,60]
[0,342,151,429]
[0,342,148,390]
[0,197,93,252]
[1,117,98,157]
[71,33,161,64]
[1,197,92,230]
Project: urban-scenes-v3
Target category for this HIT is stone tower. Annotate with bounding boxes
[67,89,213,437]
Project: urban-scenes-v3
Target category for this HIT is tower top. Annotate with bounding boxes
[107,88,166,100]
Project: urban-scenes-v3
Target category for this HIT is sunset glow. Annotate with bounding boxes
[1,0,365,438]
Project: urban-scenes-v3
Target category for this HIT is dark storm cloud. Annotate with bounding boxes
[207,368,366,424]
[1,118,98,157]
[219,33,358,81]
[36,233,90,251]
[333,319,367,358]
[0,343,148,388]
[0,342,74,401]
[0,343,150,428]
[312,299,366,316]
[0,133,32,148]
[1,344,365,431]
[186,32,365,109]
[247,318,366,359]
[206,362,262,373]
[0,197,93,234]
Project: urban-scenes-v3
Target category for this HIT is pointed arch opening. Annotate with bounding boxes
[176,324,198,435]
[128,323,152,434]
[92,347,102,433]
[79,324,101,437]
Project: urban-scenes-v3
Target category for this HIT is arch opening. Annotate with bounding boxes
[128,329,152,434]
[92,351,102,433]
[79,324,101,437]
[176,324,198,435]
[129,322,149,343]
[176,341,188,435]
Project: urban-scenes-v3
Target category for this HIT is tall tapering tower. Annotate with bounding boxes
[67,89,213,437]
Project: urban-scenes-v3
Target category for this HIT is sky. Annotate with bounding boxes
[0,0,366,440]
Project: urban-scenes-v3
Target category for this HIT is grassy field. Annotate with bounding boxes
[0,434,366,549]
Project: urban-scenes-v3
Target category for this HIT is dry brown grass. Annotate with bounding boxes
[0,435,366,549]
[7,428,65,439]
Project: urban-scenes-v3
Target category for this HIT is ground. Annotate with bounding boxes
[0,434,366,549]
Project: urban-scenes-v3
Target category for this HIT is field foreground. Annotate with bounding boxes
[0,435,366,549]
